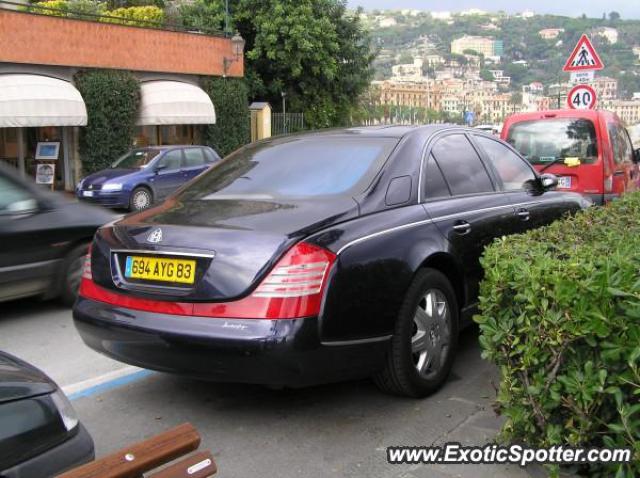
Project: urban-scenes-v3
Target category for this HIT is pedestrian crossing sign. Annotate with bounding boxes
[563,34,604,72]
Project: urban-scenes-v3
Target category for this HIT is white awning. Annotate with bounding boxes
[0,74,87,127]
[137,81,216,126]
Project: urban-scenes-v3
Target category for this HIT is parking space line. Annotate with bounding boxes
[63,366,153,401]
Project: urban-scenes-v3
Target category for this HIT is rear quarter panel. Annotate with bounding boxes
[308,205,456,342]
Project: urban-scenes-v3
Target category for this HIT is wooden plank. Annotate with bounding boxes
[147,451,217,478]
[57,423,200,478]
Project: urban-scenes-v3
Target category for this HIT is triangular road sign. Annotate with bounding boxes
[563,34,604,72]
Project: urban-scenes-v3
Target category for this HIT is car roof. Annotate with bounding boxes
[259,125,471,145]
[137,145,208,150]
[504,109,619,124]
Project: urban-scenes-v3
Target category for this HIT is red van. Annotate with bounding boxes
[501,109,640,205]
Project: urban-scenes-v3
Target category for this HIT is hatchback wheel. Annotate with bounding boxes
[130,187,152,211]
[374,268,458,398]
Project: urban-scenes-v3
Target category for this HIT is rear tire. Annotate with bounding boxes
[59,243,89,306]
[374,268,459,398]
[130,186,152,211]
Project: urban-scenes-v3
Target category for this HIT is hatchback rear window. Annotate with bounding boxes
[506,118,598,165]
[179,137,398,199]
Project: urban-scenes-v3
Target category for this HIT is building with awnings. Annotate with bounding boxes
[135,80,217,147]
[0,73,87,190]
[0,1,243,190]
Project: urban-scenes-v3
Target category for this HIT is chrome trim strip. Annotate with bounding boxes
[321,335,393,346]
[110,249,215,259]
[335,201,540,255]
[336,218,434,255]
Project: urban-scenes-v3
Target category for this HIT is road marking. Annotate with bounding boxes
[63,366,153,401]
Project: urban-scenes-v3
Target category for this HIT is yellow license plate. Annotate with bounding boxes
[124,256,196,285]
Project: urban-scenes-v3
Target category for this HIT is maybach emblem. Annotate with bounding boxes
[146,228,163,243]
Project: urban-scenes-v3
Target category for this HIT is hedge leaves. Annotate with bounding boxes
[75,70,140,174]
[476,193,640,477]
[201,77,250,157]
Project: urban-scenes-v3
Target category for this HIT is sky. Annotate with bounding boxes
[347,1,640,20]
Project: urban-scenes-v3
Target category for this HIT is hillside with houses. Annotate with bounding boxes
[359,8,640,127]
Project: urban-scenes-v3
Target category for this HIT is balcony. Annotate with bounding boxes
[0,1,243,77]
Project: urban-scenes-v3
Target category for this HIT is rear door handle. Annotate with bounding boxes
[613,171,625,177]
[516,208,530,221]
[453,221,471,234]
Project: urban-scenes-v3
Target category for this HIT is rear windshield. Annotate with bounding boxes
[506,118,598,165]
[178,136,398,200]
[111,148,162,169]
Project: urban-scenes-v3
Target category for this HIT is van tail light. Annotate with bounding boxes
[604,175,613,193]
[79,242,337,320]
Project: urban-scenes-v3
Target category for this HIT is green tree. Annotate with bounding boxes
[397,51,413,64]
[609,11,621,22]
[74,70,140,174]
[480,69,494,81]
[180,0,374,129]
[201,77,250,156]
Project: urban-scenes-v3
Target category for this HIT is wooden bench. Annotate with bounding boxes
[57,423,217,478]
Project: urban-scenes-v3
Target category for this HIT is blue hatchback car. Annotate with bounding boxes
[76,145,220,211]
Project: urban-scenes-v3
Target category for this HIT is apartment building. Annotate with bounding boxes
[451,35,503,59]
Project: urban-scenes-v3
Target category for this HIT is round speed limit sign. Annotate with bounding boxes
[567,84,597,110]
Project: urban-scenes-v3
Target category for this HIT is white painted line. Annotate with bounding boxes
[62,365,144,396]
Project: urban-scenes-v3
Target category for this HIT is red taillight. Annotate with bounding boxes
[604,175,613,193]
[194,242,336,319]
[254,242,333,298]
[79,242,337,320]
[81,245,92,280]
[78,244,93,298]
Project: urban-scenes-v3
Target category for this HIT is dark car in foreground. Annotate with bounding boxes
[0,351,94,477]
[73,126,589,397]
[0,162,115,304]
[76,145,220,211]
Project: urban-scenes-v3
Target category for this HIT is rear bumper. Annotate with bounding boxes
[584,193,620,206]
[73,298,390,387]
[1,424,94,478]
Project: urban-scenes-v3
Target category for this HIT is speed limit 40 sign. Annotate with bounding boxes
[567,84,597,110]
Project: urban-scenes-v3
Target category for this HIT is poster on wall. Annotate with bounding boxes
[35,142,60,161]
[35,163,55,185]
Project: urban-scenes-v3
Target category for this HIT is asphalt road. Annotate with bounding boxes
[0,299,529,478]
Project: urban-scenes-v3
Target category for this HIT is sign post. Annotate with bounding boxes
[562,34,604,111]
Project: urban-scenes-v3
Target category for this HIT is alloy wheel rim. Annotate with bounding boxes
[411,288,450,379]
[133,190,150,210]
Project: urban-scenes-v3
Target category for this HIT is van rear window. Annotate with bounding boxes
[506,118,598,165]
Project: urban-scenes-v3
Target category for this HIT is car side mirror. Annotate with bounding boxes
[634,148,640,164]
[539,173,558,191]
[154,164,167,173]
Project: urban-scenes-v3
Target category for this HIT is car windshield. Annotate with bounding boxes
[506,118,598,165]
[111,149,161,169]
[178,136,398,200]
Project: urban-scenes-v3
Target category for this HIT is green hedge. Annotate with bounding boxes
[201,77,250,157]
[75,70,140,174]
[476,194,640,477]
[103,5,164,26]
[31,0,106,17]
